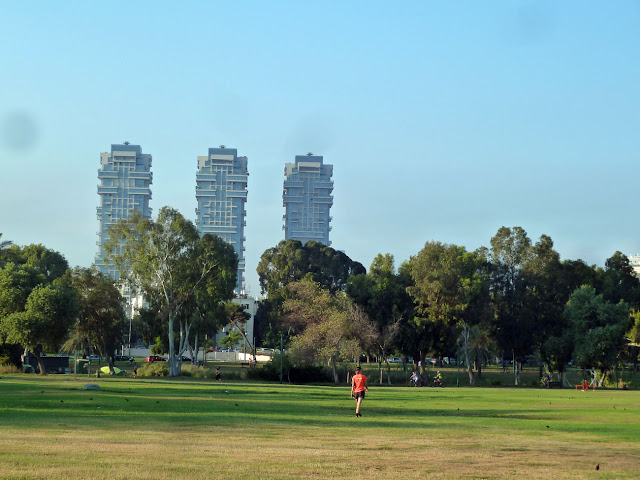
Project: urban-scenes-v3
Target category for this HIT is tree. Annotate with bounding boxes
[625,310,640,371]
[0,233,12,251]
[565,285,630,386]
[257,239,365,296]
[282,279,374,383]
[255,239,365,348]
[62,267,126,374]
[597,252,640,309]
[0,233,13,267]
[489,227,567,385]
[406,241,487,384]
[0,278,78,374]
[225,302,253,351]
[346,253,412,384]
[104,207,237,376]
[0,245,76,374]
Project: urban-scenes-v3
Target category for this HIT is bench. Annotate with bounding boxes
[548,381,562,388]
[240,362,250,367]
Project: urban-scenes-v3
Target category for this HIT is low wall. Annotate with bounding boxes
[121,348,275,363]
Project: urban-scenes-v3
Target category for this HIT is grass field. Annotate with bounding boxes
[0,375,639,480]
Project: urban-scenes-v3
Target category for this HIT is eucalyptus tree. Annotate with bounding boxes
[104,207,237,376]
[346,253,412,383]
[406,242,488,384]
[489,227,567,385]
[255,239,365,346]
[597,251,640,309]
[565,285,630,386]
[282,279,375,383]
[625,310,640,371]
[258,239,365,297]
[63,267,125,373]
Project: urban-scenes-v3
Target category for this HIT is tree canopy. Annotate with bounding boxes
[0,245,76,374]
[104,206,238,376]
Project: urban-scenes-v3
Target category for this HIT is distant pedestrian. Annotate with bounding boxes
[129,357,134,366]
[351,366,368,417]
[133,363,138,379]
[215,367,221,383]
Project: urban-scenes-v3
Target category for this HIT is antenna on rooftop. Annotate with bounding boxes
[220,145,226,149]
[307,152,313,156]
[124,141,130,145]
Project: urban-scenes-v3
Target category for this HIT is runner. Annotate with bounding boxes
[351,366,369,417]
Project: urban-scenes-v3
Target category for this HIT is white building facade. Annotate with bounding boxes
[195,146,248,294]
[283,153,333,245]
[94,143,153,280]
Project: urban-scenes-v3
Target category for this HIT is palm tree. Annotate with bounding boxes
[0,233,13,267]
[0,233,12,250]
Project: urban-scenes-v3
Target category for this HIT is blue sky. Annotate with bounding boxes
[1,1,639,295]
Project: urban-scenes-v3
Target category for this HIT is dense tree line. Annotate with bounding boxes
[0,208,245,378]
[2,222,639,385]
[256,227,639,385]
[0,240,125,374]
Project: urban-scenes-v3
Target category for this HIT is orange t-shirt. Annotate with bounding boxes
[352,373,367,392]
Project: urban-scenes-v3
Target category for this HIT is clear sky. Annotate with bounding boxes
[1,1,638,296]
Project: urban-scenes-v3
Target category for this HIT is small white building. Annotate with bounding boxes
[214,295,258,352]
[629,254,640,277]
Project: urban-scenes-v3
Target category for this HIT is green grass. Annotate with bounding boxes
[0,374,639,479]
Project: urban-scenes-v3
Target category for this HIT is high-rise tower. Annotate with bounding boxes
[282,153,333,245]
[94,143,153,279]
[195,146,248,293]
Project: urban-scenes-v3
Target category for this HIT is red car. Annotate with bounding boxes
[145,355,166,363]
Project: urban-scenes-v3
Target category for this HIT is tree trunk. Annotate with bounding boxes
[598,369,607,387]
[385,359,392,385]
[193,332,199,365]
[34,350,47,376]
[168,313,178,376]
[108,355,115,375]
[461,324,475,385]
[331,357,339,384]
[226,317,255,362]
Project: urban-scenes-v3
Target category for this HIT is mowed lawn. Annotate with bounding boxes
[0,376,638,480]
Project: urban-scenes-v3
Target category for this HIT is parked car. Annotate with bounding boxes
[146,355,166,363]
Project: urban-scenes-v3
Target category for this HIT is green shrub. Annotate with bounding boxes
[138,362,169,377]
[150,336,164,356]
[0,364,20,374]
[248,355,333,383]
[220,368,245,381]
[181,364,225,379]
[490,379,502,386]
